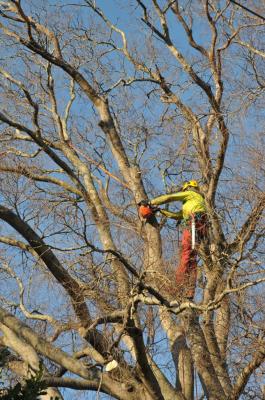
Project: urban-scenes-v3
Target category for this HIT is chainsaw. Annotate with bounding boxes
[138,200,160,219]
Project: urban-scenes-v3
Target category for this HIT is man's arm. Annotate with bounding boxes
[160,209,183,220]
[150,192,188,206]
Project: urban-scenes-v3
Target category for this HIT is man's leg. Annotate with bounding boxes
[176,228,197,299]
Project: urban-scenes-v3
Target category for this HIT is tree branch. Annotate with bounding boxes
[230,346,265,400]
[0,205,108,356]
[228,194,265,254]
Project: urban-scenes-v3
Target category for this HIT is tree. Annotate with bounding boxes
[0,1,264,399]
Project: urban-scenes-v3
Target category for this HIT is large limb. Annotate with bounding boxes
[184,312,226,400]
[229,344,265,400]
[171,330,194,400]
[0,3,162,284]
[0,205,107,355]
[0,328,63,400]
[0,66,130,303]
[202,317,232,395]
[228,193,265,255]
[214,295,230,360]
[0,206,174,399]
[0,308,140,400]
[0,310,95,379]
[0,212,156,395]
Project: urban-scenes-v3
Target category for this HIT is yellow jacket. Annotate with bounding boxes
[150,190,206,220]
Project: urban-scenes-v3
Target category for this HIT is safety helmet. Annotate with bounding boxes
[182,180,199,191]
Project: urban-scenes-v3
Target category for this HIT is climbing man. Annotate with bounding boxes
[149,180,207,300]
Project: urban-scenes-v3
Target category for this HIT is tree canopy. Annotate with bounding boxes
[0,1,264,399]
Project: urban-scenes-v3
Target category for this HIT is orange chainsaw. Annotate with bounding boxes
[138,200,160,219]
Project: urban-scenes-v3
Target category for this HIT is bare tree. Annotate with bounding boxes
[0,1,264,399]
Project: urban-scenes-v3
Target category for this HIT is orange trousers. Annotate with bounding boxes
[176,216,207,299]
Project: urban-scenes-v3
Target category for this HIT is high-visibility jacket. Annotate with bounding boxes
[150,190,206,220]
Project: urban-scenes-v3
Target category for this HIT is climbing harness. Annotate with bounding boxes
[178,212,207,249]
